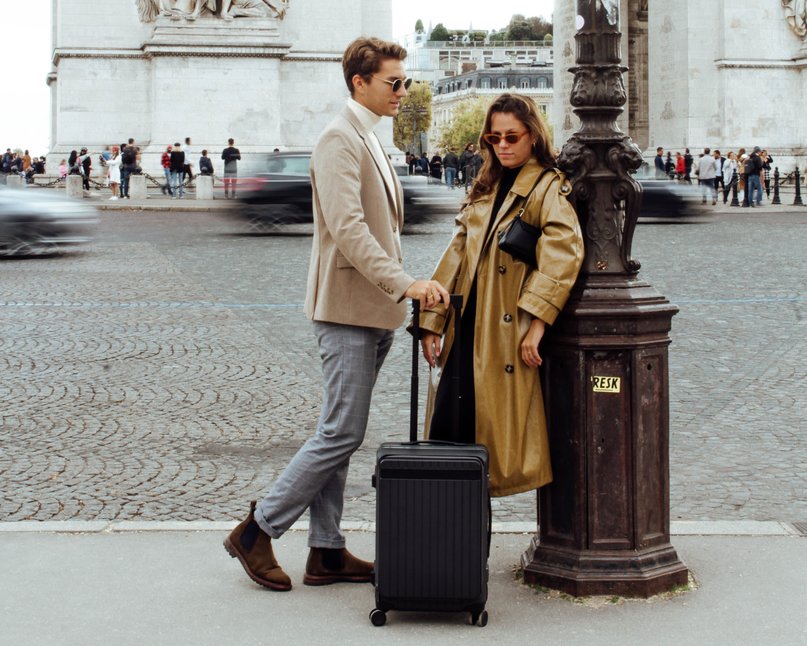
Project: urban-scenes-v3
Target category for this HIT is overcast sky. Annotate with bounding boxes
[0,1,554,155]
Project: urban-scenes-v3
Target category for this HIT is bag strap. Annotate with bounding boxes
[514,167,556,221]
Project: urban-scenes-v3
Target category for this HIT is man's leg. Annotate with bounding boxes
[255,322,394,547]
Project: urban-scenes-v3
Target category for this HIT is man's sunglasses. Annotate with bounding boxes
[372,76,413,92]
[482,131,530,146]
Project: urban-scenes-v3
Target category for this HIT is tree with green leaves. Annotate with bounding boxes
[393,82,432,155]
[436,98,488,152]
[429,23,450,41]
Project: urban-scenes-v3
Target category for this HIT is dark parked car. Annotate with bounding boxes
[0,186,97,257]
[234,151,462,233]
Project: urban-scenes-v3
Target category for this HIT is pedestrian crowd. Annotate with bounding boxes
[1,137,240,200]
[654,145,776,207]
[1,148,47,185]
[405,142,483,192]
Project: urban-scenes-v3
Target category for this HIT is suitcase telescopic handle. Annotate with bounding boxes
[410,295,463,444]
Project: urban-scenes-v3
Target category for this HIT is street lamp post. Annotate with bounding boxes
[520,0,689,597]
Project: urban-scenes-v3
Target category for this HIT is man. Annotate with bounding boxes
[654,147,665,179]
[683,147,693,184]
[443,147,459,189]
[745,146,764,207]
[713,149,725,195]
[221,138,241,198]
[224,36,449,592]
[695,147,718,205]
[79,148,92,193]
[120,138,138,199]
[169,142,185,199]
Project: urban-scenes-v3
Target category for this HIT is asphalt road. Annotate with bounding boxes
[1,206,805,525]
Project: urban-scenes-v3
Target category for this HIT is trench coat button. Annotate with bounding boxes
[505,364,514,373]
[498,265,506,274]
[503,313,513,323]
[393,226,397,232]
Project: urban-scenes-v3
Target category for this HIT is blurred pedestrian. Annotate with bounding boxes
[121,138,138,199]
[199,149,214,176]
[170,142,185,199]
[221,138,241,198]
[675,151,685,180]
[183,136,195,184]
[722,151,738,204]
[654,147,665,179]
[695,147,718,205]
[58,158,68,178]
[443,146,459,189]
[761,149,773,197]
[683,148,693,183]
[713,149,725,195]
[459,142,474,185]
[106,146,121,200]
[79,148,92,192]
[161,145,173,196]
[665,151,674,178]
[745,146,764,206]
[429,152,442,182]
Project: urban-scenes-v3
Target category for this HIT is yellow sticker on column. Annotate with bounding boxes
[592,376,621,393]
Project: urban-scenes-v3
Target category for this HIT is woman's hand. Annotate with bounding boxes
[420,332,442,368]
[520,318,546,368]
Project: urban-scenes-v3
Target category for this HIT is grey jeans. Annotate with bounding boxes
[255,321,394,548]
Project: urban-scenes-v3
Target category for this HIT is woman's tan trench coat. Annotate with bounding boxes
[420,159,584,497]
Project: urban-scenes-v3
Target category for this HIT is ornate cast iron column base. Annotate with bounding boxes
[522,276,688,598]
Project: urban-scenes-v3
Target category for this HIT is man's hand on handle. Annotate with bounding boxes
[405,280,450,310]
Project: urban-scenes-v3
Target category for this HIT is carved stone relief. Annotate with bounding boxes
[782,0,807,39]
[136,0,289,23]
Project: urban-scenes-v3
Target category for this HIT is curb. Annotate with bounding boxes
[0,520,802,536]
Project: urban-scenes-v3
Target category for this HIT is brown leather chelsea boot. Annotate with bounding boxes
[303,547,374,586]
[223,501,292,591]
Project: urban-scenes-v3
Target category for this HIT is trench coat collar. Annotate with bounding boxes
[483,158,548,248]
[341,105,403,223]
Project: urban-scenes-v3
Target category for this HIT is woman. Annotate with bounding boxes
[675,152,685,180]
[67,150,81,175]
[722,151,738,204]
[106,146,121,200]
[161,145,173,196]
[418,94,584,497]
[429,153,443,182]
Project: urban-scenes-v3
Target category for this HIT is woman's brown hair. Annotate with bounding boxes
[467,93,555,203]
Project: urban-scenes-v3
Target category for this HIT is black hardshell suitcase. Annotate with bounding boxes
[370,296,490,627]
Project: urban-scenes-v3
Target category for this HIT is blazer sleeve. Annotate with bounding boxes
[518,174,584,325]
[311,127,414,302]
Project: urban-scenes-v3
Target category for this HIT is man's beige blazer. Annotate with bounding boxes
[304,106,414,330]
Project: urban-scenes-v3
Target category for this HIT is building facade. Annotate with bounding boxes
[553,0,806,170]
[48,0,393,173]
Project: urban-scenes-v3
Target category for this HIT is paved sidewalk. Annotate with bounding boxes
[1,527,804,645]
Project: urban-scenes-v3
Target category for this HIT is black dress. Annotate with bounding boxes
[428,166,522,443]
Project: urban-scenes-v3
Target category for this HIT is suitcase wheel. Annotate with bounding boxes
[470,610,488,627]
[369,608,387,627]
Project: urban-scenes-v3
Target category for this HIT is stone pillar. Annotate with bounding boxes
[66,175,83,198]
[129,174,148,199]
[521,0,688,598]
[196,175,214,200]
[6,175,22,189]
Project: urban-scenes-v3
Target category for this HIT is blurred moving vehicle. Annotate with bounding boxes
[0,187,98,258]
[234,151,462,233]
[635,169,709,218]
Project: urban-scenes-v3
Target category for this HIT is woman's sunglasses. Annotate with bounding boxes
[482,131,529,146]
[372,76,413,92]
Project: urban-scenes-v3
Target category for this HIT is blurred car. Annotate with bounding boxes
[234,151,462,233]
[636,171,709,218]
[0,186,98,257]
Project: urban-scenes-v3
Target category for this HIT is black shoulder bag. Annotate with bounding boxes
[497,168,554,268]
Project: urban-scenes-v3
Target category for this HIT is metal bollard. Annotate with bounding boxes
[730,170,740,207]
[794,167,804,206]
[772,167,781,205]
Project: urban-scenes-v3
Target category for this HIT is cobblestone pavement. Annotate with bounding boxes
[0,207,805,524]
